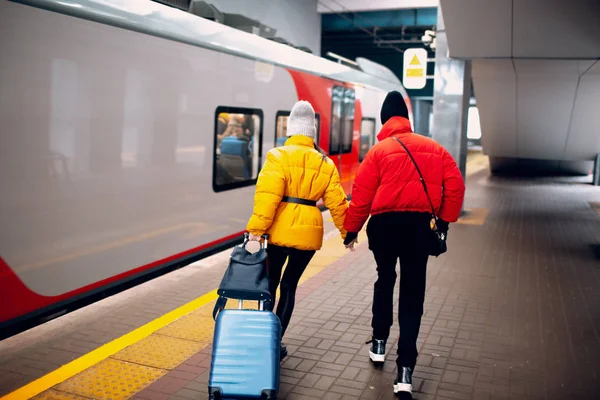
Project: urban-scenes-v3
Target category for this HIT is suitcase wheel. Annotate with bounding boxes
[207,388,276,400]
[261,389,277,400]
[208,387,221,400]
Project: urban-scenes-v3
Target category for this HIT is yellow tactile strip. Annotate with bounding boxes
[155,311,216,343]
[466,150,489,177]
[590,202,600,216]
[457,208,489,226]
[111,335,206,370]
[54,359,165,400]
[25,230,367,400]
[33,390,89,400]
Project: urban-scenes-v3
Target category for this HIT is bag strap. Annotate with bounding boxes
[392,136,437,218]
[313,142,327,160]
[212,296,227,320]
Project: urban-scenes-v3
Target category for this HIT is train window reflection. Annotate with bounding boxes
[213,107,263,192]
[329,86,343,155]
[275,110,320,148]
[330,86,355,155]
[341,88,355,154]
[359,118,376,162]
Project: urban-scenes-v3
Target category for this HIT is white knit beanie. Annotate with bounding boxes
[286,100,317,139]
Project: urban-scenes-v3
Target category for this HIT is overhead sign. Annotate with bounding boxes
[403,48,428,90]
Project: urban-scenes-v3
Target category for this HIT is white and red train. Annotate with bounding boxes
[0,0,411,337]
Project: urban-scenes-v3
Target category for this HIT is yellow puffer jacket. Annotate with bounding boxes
[247,135,348,250]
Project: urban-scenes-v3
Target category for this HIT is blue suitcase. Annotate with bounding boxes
[209,234,281,400]
[209,301,281,400]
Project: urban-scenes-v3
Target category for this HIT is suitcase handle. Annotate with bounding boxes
[212,297,266,320]
[238,299,265,310]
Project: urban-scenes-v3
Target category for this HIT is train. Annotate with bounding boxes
[0,0,412,338]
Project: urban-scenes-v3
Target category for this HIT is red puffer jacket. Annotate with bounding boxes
[344,117,465,233]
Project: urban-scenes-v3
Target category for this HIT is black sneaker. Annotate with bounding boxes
[393,366,413,395]
[365,338,386,363]
[280,342,288,361]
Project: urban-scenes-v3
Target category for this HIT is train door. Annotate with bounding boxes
[329,86,356,192]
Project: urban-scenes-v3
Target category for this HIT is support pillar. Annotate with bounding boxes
[430,6,471,180]
[414,100,433,137]
[593,154,600,186]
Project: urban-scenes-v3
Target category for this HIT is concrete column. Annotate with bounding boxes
[430,7,471,180]
[593,153,600,186]
[413,100,432,137]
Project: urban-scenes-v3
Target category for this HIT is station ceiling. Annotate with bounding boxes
[321,8,438,97]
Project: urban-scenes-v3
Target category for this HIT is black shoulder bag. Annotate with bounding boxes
[392,137,447,257]
[212,233,272,319]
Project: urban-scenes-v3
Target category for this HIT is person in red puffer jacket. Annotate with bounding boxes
[343,91,465,397]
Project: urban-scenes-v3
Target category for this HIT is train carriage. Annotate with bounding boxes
[0,0,411,337]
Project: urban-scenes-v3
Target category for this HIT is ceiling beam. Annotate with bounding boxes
[323,35,425,43]
[323,30,427,38]
[318,1,439,14]
[321,7,437,31]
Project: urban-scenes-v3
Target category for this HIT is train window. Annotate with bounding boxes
[329,86,343,155]
[213,107,263,192]
[329,86,355,155]
[341,88,355,153]
[359,118,376,162]
[274,110,320,148]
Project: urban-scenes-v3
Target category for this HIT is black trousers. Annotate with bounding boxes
[367,212,430,369]
[266,244,315,337]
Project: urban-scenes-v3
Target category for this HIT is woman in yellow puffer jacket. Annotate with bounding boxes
[247,100,348,359]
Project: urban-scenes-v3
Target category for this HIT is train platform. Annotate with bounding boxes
[1,154,600,400]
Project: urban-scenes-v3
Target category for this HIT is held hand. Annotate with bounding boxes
[343,232,358,252]
[345,238,358,252]
[248,234,262,242]
[343,232,358,246]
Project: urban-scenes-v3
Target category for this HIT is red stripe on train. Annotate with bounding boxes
[286,68,362,193]
[0,231,244,324]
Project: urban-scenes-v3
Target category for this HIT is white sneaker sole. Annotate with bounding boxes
[369,351,385,362]
[393,382,412,394]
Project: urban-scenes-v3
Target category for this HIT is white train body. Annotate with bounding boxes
[0,0,410,334]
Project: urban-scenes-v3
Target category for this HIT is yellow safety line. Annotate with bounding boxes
[0,290,219,400]
[466,151,489,177]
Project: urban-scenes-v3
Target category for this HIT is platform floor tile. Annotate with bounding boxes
[54,359,166,400]
[456,207,489,225]
[155,312,216,344]
[111,335,206,370]
[33,389,91,400]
